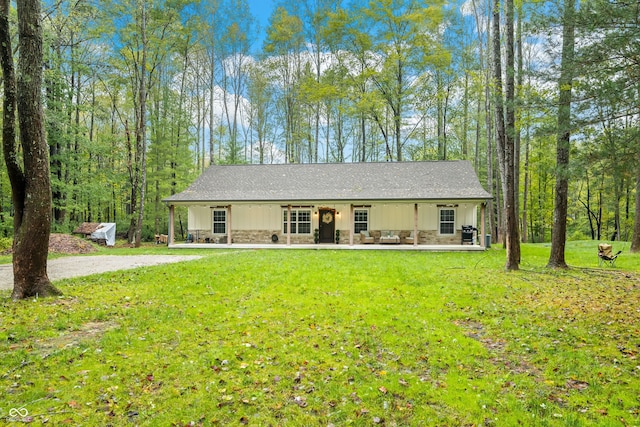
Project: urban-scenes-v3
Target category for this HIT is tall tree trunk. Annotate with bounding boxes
[613,177,623,241]
[47,43,65,225]
[125,118,137,241]
[173,35,190,194]
[491,0,510,266]
[492,0,520,269]
[597,185,603,240]
[491,0,507,200]
[516,2,524,241]
[472,0,494,243]
[522,118,530,243]
[125,0,149,247]
[133,0,148,248]
[504,0,520,269]
[631,153,640,251]
[437,71,445,160]
[580,173,596,239]
[491,0,507,246]
[360,113,366,162]
[395,59,403,162]
[547,0,576,268]
[462,72,469,159]
[474,89,480,170]
[1,0,60,299]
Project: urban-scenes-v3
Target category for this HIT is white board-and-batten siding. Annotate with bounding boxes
[187,203,478,234]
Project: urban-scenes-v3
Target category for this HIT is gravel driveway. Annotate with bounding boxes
[0,255,202,291]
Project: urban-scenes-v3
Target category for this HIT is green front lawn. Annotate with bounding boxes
[1,244,639,425]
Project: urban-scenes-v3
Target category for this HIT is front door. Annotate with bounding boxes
[318,209,335,243]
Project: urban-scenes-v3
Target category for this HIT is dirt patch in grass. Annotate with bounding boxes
[455,319,543,379]
[3,320,119,383]
[35,320,119,358]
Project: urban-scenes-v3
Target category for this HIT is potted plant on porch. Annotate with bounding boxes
[314,228,319,244]
[335,229,340,244]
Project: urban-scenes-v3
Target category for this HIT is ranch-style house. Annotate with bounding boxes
[162,161,492,248]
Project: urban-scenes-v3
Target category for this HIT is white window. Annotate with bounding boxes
[283,209,311,234]
[439,208,455,235]
[354,209,369,234]
[212,209,227,235]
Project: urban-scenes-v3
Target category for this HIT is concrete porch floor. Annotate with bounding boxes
[168,243,486,251]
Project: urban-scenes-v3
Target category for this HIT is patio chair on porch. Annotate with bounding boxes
[360,230,374,244]
[598,243,621,267]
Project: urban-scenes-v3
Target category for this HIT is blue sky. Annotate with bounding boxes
[248,0,275,46]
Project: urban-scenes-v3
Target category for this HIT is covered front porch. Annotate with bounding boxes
[165,201,489,250]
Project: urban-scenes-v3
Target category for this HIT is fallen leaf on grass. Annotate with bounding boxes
[217,396,234,408]
[618,346,637,358]
[293,396,307,407]
[357,408,369,417]
[566,379,589,391]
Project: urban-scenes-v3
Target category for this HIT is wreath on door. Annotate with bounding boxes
[322,212,334,224]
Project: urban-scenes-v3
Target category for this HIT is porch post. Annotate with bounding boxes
[227,205,232,245]
[414,203,418,247]
[349,204,354,246]
[287,205,291,246]
[480,202,486,247]
[168,204,175,245]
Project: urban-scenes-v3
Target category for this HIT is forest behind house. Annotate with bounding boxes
[0,0,638,247]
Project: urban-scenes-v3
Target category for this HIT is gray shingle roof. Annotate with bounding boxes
[163,161,491,203]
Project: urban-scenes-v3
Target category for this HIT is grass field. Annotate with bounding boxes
[1,242,639,426]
